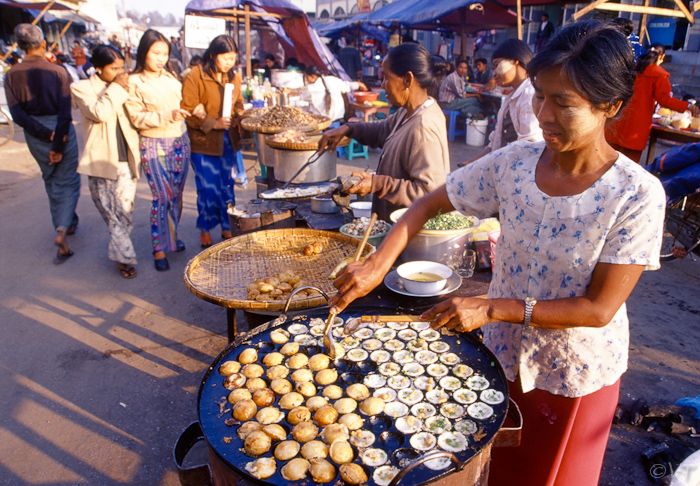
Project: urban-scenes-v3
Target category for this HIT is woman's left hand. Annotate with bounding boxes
[347,171,373,196]
[421,297,492,333]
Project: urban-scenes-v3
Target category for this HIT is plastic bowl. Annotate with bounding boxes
[350,201,372,218]
[354,91,380,104]
[340,222,391,248]
[396,261,453,295]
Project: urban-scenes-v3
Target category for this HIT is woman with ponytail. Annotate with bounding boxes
[607,43,699,162]
[318,43,450,221]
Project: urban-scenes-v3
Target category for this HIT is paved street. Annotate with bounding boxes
[0,118,698,485]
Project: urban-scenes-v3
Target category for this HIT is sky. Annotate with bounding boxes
[121,0,190,17]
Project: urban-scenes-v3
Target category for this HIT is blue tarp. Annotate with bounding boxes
[365,0,480,26]
[313,14,390,44]
[646,142,700,204]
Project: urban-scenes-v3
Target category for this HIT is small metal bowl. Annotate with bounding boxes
[311,196,340,214]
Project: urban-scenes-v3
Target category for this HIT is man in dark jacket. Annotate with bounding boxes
[337,35,363,81]
[4,24,80,263]
[535,13,555,53]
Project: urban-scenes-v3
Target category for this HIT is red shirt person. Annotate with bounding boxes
[606,44,698,162]
[71,40,86,66]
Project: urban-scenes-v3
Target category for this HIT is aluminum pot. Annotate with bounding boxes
[391,209,480,266]
[255,133,276,168]
[273,148,337,184]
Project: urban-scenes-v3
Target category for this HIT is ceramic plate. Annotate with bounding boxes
[384,270,461,298]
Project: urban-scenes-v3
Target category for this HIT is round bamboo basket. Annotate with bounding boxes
[184,228,374,312]
[241,116,332,134]
[265,134,351,151]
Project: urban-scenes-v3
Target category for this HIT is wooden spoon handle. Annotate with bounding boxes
[353,213,378,262]
[360,315,424,323]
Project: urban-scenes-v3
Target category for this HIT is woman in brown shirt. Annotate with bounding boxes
[319,43,450,222]
[181,35,245,248]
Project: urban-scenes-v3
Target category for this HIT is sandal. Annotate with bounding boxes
[221,231,232,240]
[53,249,74,265]
[200,234,212,248]
[117,264,137,279]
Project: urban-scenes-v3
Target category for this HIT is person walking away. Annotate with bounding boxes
[4,24,80,264]
[535,13,555,53]
[71,45,141,279]
[438,59,482,118]
[181,35,245,248]
[606,44,699,163]
[303,65,367,122]
[460,39,542,166]
[337,35,363,81]
[125,30,191,271]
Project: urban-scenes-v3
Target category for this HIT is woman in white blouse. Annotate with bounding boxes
[303,65,367,122]
[328,21,665,486]
[461,39,543,166]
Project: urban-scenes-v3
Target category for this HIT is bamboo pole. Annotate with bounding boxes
[245,4,252,79]
[516,0,522,41]
[50,15,77,52]
[671,0,694,23]
[460,7,466,60]
[212,8,283,19]
[639,0,650,45]
[593,3,686,17]
[573,0,610,21]
[1,0,58,62]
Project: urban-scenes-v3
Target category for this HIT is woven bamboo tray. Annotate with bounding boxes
[241,116,332,134]
[184,228,374,312]
[265,134,351,151]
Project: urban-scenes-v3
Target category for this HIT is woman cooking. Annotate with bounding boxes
[329,21,665,486]
[318,43,450,222]
[461,39,542,166]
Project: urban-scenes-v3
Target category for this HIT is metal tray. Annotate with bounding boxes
[259,182,340,201]
[197,309,509,486]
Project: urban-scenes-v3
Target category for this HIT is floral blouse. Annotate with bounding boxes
[446,141,665,397]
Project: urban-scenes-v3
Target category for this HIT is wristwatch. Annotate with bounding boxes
[523,297,537,328]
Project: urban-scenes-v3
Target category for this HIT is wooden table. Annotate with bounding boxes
[646,124,700,165]
[349,102,390,122]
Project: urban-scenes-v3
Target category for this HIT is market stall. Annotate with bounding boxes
[184,0,349,80]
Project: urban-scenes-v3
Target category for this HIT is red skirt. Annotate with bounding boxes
[489,376,620,486]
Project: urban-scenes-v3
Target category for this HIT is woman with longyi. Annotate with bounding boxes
[328,22,665,486]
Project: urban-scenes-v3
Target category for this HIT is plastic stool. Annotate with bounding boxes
[328,120,346,157]
[347,139,368,160]
[443,109,466,142]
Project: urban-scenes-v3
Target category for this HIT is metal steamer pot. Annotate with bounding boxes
[273,149,337,184]
[174,308,521,486]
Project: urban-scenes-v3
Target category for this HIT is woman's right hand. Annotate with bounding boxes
[318,125,351,154]
[113,73,129,88]
[171,108,191,121]
[213,116,232,129]
[329,257,387,313]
